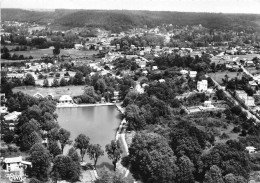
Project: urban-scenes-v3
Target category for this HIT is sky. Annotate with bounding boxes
[1,0,260,14]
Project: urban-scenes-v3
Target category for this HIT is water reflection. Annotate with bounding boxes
[57,106,121,166]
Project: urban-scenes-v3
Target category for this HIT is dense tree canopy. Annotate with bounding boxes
[129,132,178,183]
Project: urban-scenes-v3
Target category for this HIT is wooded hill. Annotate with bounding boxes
[2,8,260,32]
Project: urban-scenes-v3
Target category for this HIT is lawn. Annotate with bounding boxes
[13,85,85,99]
[208,71,239,84]
[245,67,260,75]
[8,49,98,59]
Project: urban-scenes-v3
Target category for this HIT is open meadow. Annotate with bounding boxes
[208,71,239,84]
[13,85,85,99]
[7,48,98,59]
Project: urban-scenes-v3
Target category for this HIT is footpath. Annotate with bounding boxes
[115,103,130,178]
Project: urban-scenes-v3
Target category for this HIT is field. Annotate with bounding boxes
[7,49,98,59]
[208,71,239,84]
[13,85,85,99]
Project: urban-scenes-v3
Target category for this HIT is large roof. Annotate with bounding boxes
[59,95,73,101]
[4,156,22,163]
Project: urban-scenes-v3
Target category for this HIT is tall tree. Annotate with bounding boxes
[74,134,90,161]
[105,140,123,171]
[128,132,178,183]
[51,155,81,182]
[58,128,72,153]
[48,141,62,158]
[87,144,104,168]
[43,78,49,87]
[204,165,224,183]
[23,73,35,86]
[53,44,60,58]
[176,155,195,183]
[29,143,52,181]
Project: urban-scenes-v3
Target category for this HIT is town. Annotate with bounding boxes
[1,4,260,183]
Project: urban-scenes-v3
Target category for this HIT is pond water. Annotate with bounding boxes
[57,106,122,168]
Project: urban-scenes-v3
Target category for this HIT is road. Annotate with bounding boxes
[206,75,260,122]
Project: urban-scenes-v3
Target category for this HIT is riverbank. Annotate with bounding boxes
[56,103,114,108]
[114,103,130,178]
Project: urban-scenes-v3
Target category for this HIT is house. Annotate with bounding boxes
[3,156,32,173]
[45,93,54,100]
[249,81,258,90]
[4,111,22,121]
[189,71,197,78]
[33,92,44,99]
[180,70,188,75]
[1,106,8,114]
[142,70,148,75]
[158,79,165,83]
[246,146,256,154]
[152,66,158,70]
[135,82,144,94]
[197,80,208,92]
[58,95,74,104]
[244,96,255,107]
[74,44,83,50]
[236,90,248,100]
[113,91,119,101]
[245,60,255,67]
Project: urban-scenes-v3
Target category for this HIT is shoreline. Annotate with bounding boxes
[56,103,115,108]
[114,103,130,178]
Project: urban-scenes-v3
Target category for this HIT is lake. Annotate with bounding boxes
[57,105,122,168]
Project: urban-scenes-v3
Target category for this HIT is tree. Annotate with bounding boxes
[68,147,81,163]
[52,78,59,87]
[52,155,81,182]
[176,155,195,183]
[53,44,60,57]
[129,132,178,183]
[29,143,52,181]
[48,141,62,158]
[73,71,84,85]
[23,73,35,86]
[19,119,42,151]
[87,144,104,168]
[203,165,224,183]
[58,128,72,153]
[105,140,123,171]
[74,134,90,162]
[43,78,49,87]
[60,77,68,86]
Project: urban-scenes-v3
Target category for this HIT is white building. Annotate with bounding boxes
[152,66,158,70]
[135,82,144,94]
[58,95,73,104]
[0,106,8,114]
[236,90,248,100]
[197,80,208,92]
[74,44,83,50]
[189,71,197,78]
[244,96,255,107]
[246,146,256,154]
[159,79,165,83]
[3,156,32,173]
[4,111,22,121]
[180,70,188,75]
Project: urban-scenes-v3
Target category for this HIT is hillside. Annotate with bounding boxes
[2,8,260,32]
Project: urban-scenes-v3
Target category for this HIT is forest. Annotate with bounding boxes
[2,9,260,33]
